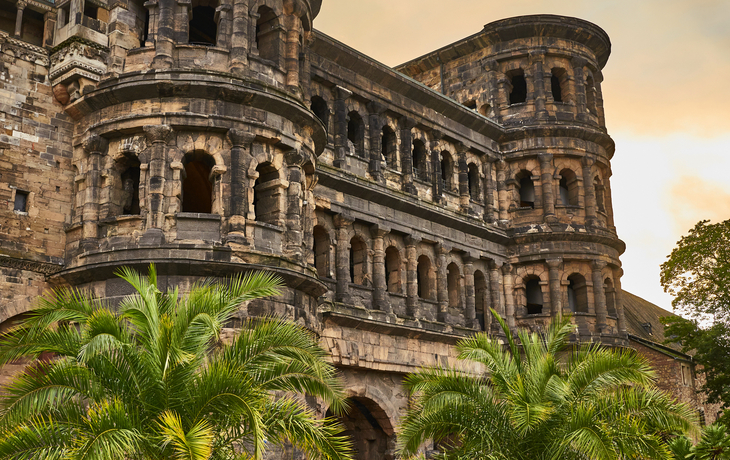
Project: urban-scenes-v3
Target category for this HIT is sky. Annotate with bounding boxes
[314,0,730,312]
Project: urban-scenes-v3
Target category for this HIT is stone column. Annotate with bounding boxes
[539,153,555,221]
[333,86,352,168]
[430,130,443,203]
[436,243,450,323]
[463,255,477,329]
[582,155,598,226]
[215,4,232,49]
[173,0,190,43]
[547,258,563,316]
[367,102,385,181]
[457,143,470,214]
[502,263,515,329]
[226,129,255,241]
[495,160,509,224]
[14,0,26,38]
[81,135,108,251]
[592,260,609,333]
[143,125,173,234]
[530,49,548,119]
[400,117,417,194]
[594,70,607,127]
[405,235,421,320]
[488,259,504,320]
[285,150,305,259]
[483,159,496,223]
[152,0,175,69]
[614,268,627,333]
[333,214,354,303]
[283,4,303,92]
[370,224,392,314]
[604,173,616,231]
[572,57,588,122]
[42,10,56,48]
[228,0,250,73]
[485,60,502,123]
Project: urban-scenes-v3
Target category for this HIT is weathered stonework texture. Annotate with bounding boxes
[0,3,718,457]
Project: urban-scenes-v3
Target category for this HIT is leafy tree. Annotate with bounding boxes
[670,423,730,460]
[661,219,730,423]
[0,266,352,460]
[398,312,698,460]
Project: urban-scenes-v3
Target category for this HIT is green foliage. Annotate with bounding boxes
[670,423,730,460]
[398,311,698,460]
[661,219,730,423]
[0,266,352,460]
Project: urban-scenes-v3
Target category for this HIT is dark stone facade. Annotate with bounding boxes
[0,2,718,458]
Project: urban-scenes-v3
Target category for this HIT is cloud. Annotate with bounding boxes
[666,176,730,235]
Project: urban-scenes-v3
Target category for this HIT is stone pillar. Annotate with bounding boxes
[405,235,421,320]
[572,57,588,122]
[367,102,385,181]
[42,10,56,48]
[14,0,26,38]
[370,224,392,314]
[502,263,515,329]
[333,86,352,168]
[484,60,502,123]
[488,259,504,320]
[530,49,548,119]
[152,0,175,69]
[333,214,354,303]
[430,130,443,203]
[143,125,173,233]
[457,143,470,214]
[299,31,314,102]
[547,258,563,316]
[228,0,250,73]
[81,135,108,251]
[464,255,477,329]
[283,4,303,92]
[400,118,417,194]
[582,155,598,226]
[483,159,496,223]
[614,268,627,333]
[539,153,555,221]
[215,4,232,49]
[592,260,608,333]
[284,150,305,259]
[495,160,509,224]
[226,129,255,241]
[604,173,616,231]
[594,70,607,128]
[436,243,450,323]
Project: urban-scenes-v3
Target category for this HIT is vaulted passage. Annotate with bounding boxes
[327,397,395,460]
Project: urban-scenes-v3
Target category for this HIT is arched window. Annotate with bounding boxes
[182,152,214,213]
[516,170,535,209]
[551,68,570,103]
[255,6,279,62]
[347,111,365,158]
[594,176,605,212]
[440,152,454,192]
[474,270,488,329]
[586,74,597,115]
[525,276,543,315]
[447,262,461,308]
[558,169,579,206]
[311,96,329,131]
[567,273,588,313]
[253,162,281,225]
[313,225,330,278]
[412,139,428,181]
[385,246,401,294]
[120,165,141,215]
[349,236,367,285]
[508,69,527,105]
[417,255,433,300]
[468,163,480,201]
[189,5,216,45]
[382,126,397,169]
[604,278,617,317]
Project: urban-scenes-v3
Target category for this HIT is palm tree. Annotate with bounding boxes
[670,423,730,460]
[398,312,698,460]
[0,265,352,460]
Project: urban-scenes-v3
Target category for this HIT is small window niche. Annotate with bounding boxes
[13,190,29,213]
[508,69,527,105]
[189,5,216,45]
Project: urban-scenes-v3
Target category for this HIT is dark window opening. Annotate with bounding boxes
[253,162,280,225]
[142,9,149,43]
[60,3,71,27]
[189,5,216,45]
[525,277,543,315]
[558,169,578,206]
[464,100,476,111]
[440,152,453,191]
[313,225,330,278]
[551,75,562,102]
[349,237,367,285]
[474,270,487,329]
[604,278,616,317]
[327,397,392,460]
[13,190,28,212]
[84,1,98,19]
[468,163,480,200]
[347,111,365,158]
[447,262,460,308]
[256,6,279,62]
[121,166,141,215]
[412,139,428,181]
[417,255,432,300]
[182,152,214,213]
[382,126,397,169]
[509,71,527,105]
[594,176,605,212]
[311,96,329,131]
[586,74,597,115]
[385,246,401,294]
[567,274,588,313]
[517,171,535,208]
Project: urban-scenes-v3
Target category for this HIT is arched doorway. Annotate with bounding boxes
[327,396,395,460]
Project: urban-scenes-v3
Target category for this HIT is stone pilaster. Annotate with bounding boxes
[530,49,548,119]
[226,129,256,242]
[215,4,232,49]
[367,101,386,181]
[485,60,502,123]
[436,243,450,323]
[81,134,108,251]
[333,214,354,303]
[143,125,173,233]
[370,224,392,315]
[614,268,627,333]
[283,4,303,92]
[400,117,417,194]
[42,10,56,48]
[152,0,175,69]
[495,159,509,224]
[333,86,352,168]
[228,0,250,73]
[592,260,608,333]
[502,263,515,329]
[547,258,563,316]
[572,57,588,121]
[483,159,496,223]
[488,259,504,321]
[463,255,477,329]
[284,150,305,259]
[457,143,470,214]
[430,130,443,202]
[405,235,421,321]
[582,155,598,226]
[539,153,556,221]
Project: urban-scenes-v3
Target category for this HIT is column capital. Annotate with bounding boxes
[226,129,256,148]
[436,243,451,256]
[83,134,108,155]
[333,213,354,229]
[143,125,173,144]
[592,260,608,271]
[529,48,547,62]
[456,141,470,155]
[501,262,513,275]
[430,129,444,142]
[366,100,387,115]
[462,253,477,264]
[581,155,596,168]
[399,116,418,131]
[333,85,352,100]
[16,0,27,9]
[284,149,306,167]
[546,258,563,270]
[571,56,588,69]
[487,258,501,270]
[404,235,421,247]
[538,152,553,166]
[495,159,506,171]
[369,223,390,238]
[485,59,499,72]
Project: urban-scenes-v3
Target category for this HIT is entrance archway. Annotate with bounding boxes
[327,396,395,460]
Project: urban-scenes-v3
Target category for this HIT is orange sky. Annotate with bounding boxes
[315,0,730,311]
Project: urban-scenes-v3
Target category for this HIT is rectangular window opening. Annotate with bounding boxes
[14,190,29,212]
